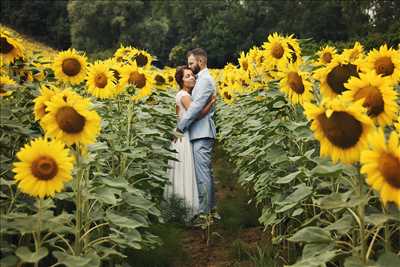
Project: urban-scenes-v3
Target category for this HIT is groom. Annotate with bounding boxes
[176,48,216,214]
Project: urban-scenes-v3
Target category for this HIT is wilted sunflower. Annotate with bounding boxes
[53,48,87,85]
[12,138,74,198]
[262,33,291,69]
[120,63,153,101]
[130,49,153,68]
[0,31,24,65]
[315,45,337,66]
[343,71,398,126]
[278,64,313,105]
[41,90,101,145]
[0,75,17,97]
[314,55,360,99]
[304,98,374,164]
[362,44,400,83]
[361,129,400,207]
[34,84,60,122]
[87,61,116,99]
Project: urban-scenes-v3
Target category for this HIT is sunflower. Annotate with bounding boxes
[53,48,87,85]
[315,45,337,66]
[162,67,176,88]
[285,34,302,64]
[41,90,101,145]
[0,75,17,97]
[262,33,291,69]
[314,55,360,99]
[361,44,400,83]
[130,49,153,68]
[238,51,251,73]
[278,64,313,105]
[395,118,400,133]
[343,71,398,126]
[87,61,116,99]
[113,45,136,63]
[12,138,74,198]
[341,42,364,63]
[219,86,235,105]
[360,129,400,207]
[34,84,60,122]
[152,70,168,89]
[0,31,24,65]
[120,63,153,101]
[304,97,374,164]
[105,59,125,94]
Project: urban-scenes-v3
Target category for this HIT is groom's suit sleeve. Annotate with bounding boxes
[177,75,214,132]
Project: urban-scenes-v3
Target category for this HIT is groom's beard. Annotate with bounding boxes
[192,64,201,75]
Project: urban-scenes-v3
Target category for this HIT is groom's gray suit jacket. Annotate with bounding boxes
[177,68,216,139]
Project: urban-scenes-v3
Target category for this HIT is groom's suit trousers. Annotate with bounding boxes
[192,138,215,213]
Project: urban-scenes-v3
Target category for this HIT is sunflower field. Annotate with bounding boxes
[1,25,400,267]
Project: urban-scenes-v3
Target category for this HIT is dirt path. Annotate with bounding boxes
[178,144,269,267]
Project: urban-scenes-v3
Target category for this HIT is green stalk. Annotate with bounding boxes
[74,146,84,255]
[383,205,391,252]
[34,198,43,267]
[357,166,367,264]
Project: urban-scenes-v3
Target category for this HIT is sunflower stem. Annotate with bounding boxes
[383,205,391,252]
[74,146,84,256]
[357,165,367,264]
[34,198,43,267]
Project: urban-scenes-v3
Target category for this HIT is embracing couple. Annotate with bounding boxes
[165,48,217,222]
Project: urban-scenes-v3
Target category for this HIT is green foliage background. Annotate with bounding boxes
[1,0,399,67]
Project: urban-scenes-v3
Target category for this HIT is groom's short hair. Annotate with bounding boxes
[187,48,207,62]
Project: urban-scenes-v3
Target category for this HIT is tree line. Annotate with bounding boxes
[1,0,399,67]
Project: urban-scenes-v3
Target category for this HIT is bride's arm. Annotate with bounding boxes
[181,95,216,118]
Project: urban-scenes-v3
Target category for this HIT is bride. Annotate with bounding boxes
[165,65,216,219]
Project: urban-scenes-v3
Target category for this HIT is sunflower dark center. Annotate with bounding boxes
[242,60,249,71]
[0,37,14,54]
[31,156,58,180]
[224,91,232,100]
[317,111,362,149]
[56,106,85,134]
[322,52,332,64]
[354,85,384,117]
[62,58,81,76]
[379,153,400,189]
[129,71,146,88]
[272,43,284,59]
[135,53,148,67]
[38,104,47,117]
[287,72,305,94]
[374,57,394,77]
[155,74,166,85]
[327,64,359,95]
[94,73,108,88]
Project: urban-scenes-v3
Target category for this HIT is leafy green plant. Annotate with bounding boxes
[216,85,400,266]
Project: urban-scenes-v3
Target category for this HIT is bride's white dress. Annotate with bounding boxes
[165,90,199,217]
